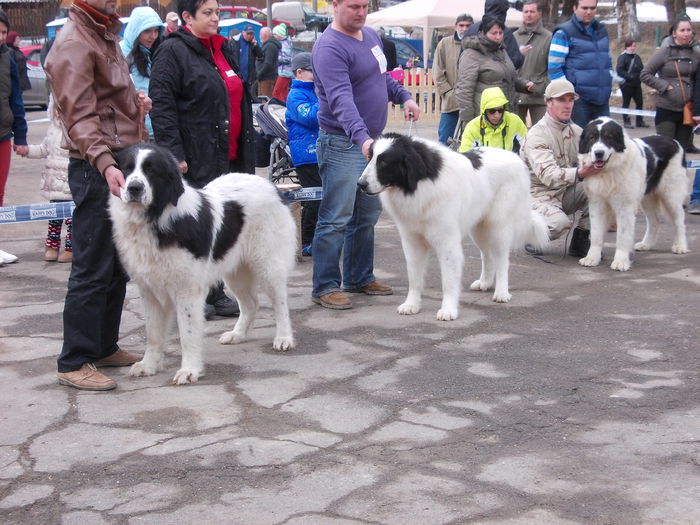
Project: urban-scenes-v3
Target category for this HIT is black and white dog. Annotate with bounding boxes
[358,133,548,321]
[578,117,689,271]
[109,144,296,385]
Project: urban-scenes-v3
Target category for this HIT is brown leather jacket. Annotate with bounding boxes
[45,3,145,175]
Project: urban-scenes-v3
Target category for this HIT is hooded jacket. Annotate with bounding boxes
[465,0,523,69]
[285,79,319,166]
[641,40,698,113]
[456,34,529,122]
[149,28,255,186]
[458,87,527,152]
[119,6,164,138]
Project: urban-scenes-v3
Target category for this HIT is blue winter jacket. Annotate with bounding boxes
[285,79,319,167]
[119,7,164,138]
[551,15,612,106]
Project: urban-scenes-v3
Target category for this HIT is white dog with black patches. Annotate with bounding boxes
[358,133,549,321]
[109,144,296,385]
[578,117,689,271]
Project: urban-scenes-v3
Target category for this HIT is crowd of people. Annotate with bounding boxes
[0,0,698,391]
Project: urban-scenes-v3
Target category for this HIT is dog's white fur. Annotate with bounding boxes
[578,117,689,271]
[110,147,296,384]
[359,137,548,321]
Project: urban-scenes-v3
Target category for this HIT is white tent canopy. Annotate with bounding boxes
[365,0,523,66]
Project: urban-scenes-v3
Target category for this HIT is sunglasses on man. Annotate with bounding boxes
[486,107,505,115]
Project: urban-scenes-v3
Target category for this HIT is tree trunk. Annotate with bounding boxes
[561,0,575,21]
[665,0,687,22]
[539,0,558,26]
[617,0,640,42]
[369,0,379,13]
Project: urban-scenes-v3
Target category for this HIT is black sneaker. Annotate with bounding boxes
[524,243,543,256]
[212,296,240,317]
[623,122,634,129]
[687,144,700,154]
[568,227,591,258]
[204,303,216,320]
[637,122,650,128]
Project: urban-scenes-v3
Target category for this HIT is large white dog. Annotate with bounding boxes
[358,133,548,321]
[110,144,296,385]
[578,117,689,271]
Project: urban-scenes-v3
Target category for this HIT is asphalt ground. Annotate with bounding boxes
[0,110,699,524]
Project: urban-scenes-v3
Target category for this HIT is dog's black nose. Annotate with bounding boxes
[127,180,144,198]
[594,150,604,160]
[357,180,368,192]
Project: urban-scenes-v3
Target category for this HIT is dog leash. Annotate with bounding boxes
[406,111,415,136]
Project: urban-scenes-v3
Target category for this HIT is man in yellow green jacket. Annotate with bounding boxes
[459,86,528,153]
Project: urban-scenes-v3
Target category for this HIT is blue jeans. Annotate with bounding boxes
[571,98,609,128]
[311,131,383,297]
[438,111,459,145]
[692,169,700,203]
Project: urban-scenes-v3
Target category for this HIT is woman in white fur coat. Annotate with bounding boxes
[26,97,72,262]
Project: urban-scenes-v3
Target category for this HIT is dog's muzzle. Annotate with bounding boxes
[357,179,383,196]
[592,150,608,169]
[124,180,146,202]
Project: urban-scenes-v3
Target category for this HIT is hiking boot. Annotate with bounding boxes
[96,348,141,367]
[688,201,700,214]
[207,282,240,317]
[44,247,59,261]
[58,250,73,263]
[204,303,216,320]
[345,280,393,295]
[312,291,352,310]
[57,363,117,391]
[568,227,591,258]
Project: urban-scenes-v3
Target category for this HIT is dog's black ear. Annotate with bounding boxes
[114,146,136,176]
[579,124,597,154]
[403,147,428,194]
[600,120,626,152]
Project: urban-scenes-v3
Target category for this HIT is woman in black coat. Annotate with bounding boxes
[149,0,255,188]
[149,0,256,318]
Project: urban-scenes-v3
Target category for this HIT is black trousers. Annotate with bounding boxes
[57,158,128,372]
[621,84,645,125]
[295,163,321,247]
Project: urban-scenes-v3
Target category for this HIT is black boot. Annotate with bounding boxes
[568,227,590,258]
[623,116,633,129]
[206,282,240,317]
[636,119,649,128]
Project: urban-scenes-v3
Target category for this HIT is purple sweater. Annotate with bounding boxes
[312,26,412,147]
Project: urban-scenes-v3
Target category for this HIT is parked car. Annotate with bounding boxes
[219,6,296,35]
[267,1,331,33]
[387,36,430,69]
[21,45,49,110]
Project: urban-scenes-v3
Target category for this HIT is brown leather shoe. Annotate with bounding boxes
[95,348,141,367]
[345,280,393,296]
[58,250,73,263]
[312,291,352,310]
[44,247,58,262]
[57,363,117,391]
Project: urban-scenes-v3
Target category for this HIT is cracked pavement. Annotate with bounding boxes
[1,115,699,524]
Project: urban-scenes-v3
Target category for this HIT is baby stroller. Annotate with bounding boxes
[254,97,298,185]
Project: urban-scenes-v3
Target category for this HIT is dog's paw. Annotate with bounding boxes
[172,368,201,385]
[610,258,631,272]
[397,301,420,315]
[219,330,246,345]
[436,308,458,321]
[671,243,689,254]
[129,360,159,377]
[492,291,512,303]
[273,336,294,352]
[578,255,601,267]
[469,279,491,292]
[634,242,651,251]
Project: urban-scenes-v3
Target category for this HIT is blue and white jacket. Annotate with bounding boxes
[548,14,612,106]
[285,79,318,167]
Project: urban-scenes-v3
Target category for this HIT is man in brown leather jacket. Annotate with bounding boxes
[45,0,150,391]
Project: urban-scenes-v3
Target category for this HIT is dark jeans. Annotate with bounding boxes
[295,163,321,247]
[655,111,692,154]
[571,98,609,128]
[58,159,128,372]
[621,84,645,125]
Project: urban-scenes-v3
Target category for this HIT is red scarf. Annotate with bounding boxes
[73,0,120,27]
[187,28,243,160]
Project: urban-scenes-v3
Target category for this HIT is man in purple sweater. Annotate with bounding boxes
[311,0,420,310]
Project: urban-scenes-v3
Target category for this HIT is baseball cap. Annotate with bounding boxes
[291,52,312,72]
[272,24,287,38]
[544,78,579,100]
[243,24,255,33]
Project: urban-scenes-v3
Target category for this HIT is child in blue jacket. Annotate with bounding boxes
[285,52,320,256]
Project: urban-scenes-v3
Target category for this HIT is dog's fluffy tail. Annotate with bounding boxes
[525,209,550,251]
